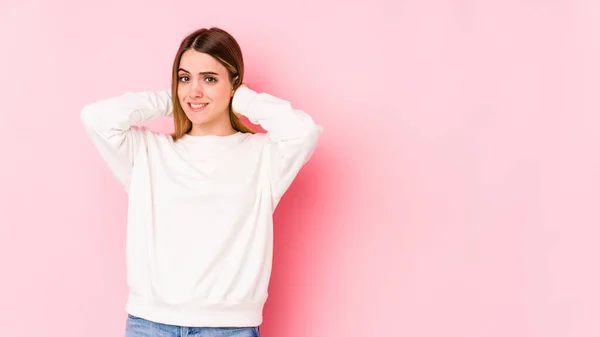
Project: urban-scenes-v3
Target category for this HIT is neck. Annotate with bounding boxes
[188,115,237,137]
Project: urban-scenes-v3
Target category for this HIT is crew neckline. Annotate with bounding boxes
[179,131,245,144]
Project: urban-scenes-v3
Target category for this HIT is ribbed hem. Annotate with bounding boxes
[125,292,265,327]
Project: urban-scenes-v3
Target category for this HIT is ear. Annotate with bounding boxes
[231,72,242,98]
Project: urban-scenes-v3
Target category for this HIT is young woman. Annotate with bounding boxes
[80,27,322,337]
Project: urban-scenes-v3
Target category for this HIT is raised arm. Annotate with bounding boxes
[80,90,173,191]
[232,85,322,203]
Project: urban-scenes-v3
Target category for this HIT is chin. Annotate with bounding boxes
[187,115,211,125]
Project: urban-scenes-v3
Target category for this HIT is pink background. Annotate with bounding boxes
[1,0,599,336]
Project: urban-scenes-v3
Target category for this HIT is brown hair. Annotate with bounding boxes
[170,27,254,140]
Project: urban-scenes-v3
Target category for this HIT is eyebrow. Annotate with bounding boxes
[178,68,219,76]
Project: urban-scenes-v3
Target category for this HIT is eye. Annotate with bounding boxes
[178,75,189,82]
[204,76,217,83]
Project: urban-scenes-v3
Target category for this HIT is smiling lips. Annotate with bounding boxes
[188,102,209,112]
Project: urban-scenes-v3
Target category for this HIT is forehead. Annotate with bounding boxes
[179,50,226,74]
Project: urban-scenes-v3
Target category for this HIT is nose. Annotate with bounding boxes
[190,80,204,98]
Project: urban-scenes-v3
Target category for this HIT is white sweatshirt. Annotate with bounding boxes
[80,86,322,327]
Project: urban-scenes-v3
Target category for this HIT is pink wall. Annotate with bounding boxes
[1,0,599,336]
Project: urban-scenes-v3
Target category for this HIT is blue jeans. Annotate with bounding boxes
[125,314,260,337]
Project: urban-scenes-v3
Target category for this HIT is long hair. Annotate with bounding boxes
[170,27,254,140]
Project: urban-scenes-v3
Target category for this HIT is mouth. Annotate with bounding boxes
[188,102,209,112]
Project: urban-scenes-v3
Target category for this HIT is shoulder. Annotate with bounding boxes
[243,131,269,142]
[240,132,274,150]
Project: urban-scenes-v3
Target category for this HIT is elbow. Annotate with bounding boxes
[302,123,323,144]
[304,124,323,150]
[79,103,98,128]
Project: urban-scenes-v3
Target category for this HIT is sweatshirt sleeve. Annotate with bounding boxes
[231,86,323,203]
[80,90,173,192]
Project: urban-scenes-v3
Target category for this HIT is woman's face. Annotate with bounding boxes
[177,50,234,128]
